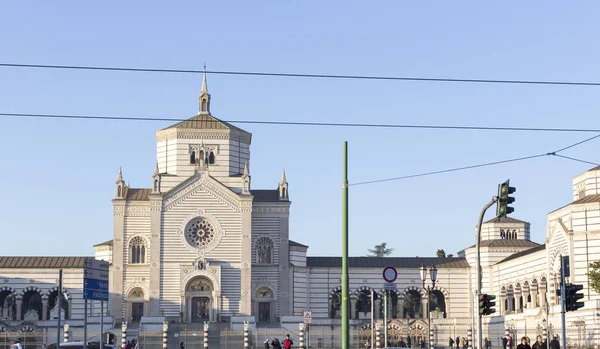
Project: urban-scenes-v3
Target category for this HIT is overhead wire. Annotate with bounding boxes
[2,112,600,133]
[350,134,600,186]
[2,63,600,87]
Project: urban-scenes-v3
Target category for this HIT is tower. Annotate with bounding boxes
[278,169,289,200]
[199,65,211,114]
[115,167,126,199]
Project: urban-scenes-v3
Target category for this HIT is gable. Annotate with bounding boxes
[163,172,242,212]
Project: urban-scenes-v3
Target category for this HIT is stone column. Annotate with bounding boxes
[203,322,209,349]
[375,322,381,349]
[16,298,22,320]
[515,291,522,312]
[162,321,168,349]
[531,289,538,308]
[42,297,48,321]
[244,322,249,349]
[350,298,356,320]
[121,321,128,346]
[542,322,547,343]
[467,327,472,349]
[540,285,547,306]
[500,295,506,315]
[63,324,70,342]
[423,299,428,319]
[299,323,305,349]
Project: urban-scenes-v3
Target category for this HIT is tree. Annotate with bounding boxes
[436,249,446,258]
[368,242,394,257]
[447,254,454,258]
[589,261,600,293]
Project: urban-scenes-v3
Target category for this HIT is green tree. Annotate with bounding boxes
[436,249,446,258]
[447,254,454,258]
[368,242,394,257]
[589,261,600,293]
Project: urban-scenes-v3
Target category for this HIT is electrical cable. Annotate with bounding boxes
[2,112,600,133]
[2,63,600,87]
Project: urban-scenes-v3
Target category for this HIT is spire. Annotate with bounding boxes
[241,162,250,195]
[281,169,287,183]
[153,162,159,176]
[243,162,250,177]
[201,63,208,94]
[278,168,289,200]
[199,64,211,114]
[115,167,124,184]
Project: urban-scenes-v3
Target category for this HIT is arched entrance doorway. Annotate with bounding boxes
[126,288,146,322]
[254,287,275,323]
[185,277,215,323]
[408,325,426,348]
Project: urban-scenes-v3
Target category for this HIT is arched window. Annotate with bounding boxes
[500,229,505,239]
[202,99,207,112]
[154,180,159,192]
[208,151,215,164]
[403,290,422,319]
[130,237,147,264]
[256,237,274,264]
[190,151,196,164]
[118,186,122,197]
[513,230,518,239]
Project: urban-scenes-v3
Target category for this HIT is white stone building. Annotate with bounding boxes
[2,76,600,347]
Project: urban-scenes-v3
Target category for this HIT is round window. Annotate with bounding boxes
[185,218,216,248]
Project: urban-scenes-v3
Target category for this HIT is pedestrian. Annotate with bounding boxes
[549,336,559,349]
[517,337,531,349]
[283,334,294,349]
[265,338,270,349]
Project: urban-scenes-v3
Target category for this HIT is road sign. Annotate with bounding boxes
[83,258,109,301]
[382,266,397,283]
[83,290,108,301]
[84,268,109,281]
[84,278,109,291]
[84,257,110,271]
[303,311,312,324]
[384,283,397,291]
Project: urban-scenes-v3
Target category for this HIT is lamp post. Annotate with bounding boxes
[420,265,437,349]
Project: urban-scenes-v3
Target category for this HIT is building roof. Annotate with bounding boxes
[498,244,546,264]
[126,188,151,201]
[484,216,529,224]
[588,165,600,172]
[0,257,89,269]
[289,240,308,248]
[94,239,113,247]
[306,256,469,269]
[252,189,281,202]
[161,114,249,134]
[549,194,600,214]
[464,239,540,250]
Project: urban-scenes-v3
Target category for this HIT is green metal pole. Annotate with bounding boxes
[342,141,350,349]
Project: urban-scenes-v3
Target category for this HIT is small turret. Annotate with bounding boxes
[152,162,161,194]
[241,162,251,195]
[278,169,288,200]
[115,167,126,199]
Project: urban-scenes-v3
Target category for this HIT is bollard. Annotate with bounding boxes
[375,323,381,349]
[467,327,472,349]
[121,322,128,347]
[299,323,304,349]
[430,328,434,349]
[244,322,249,349]
[162,322,168,349]
[63,324,69,342]
[204,322,209,349]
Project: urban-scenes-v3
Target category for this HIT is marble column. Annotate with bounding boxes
[16,298,22,320]
[374,299,381,320]
[531,289,538,308]
[515,291,522,312]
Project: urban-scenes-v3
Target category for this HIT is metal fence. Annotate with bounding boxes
[1,325,600,349]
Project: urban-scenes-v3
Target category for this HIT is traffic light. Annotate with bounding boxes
[479,294,496,316]
[497,180,516,217]
[305,323,310,332]
[565,284,584,312]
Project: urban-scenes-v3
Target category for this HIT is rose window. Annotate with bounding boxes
[185,218,216,248]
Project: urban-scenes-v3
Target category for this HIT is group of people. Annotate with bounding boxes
[264,334,294,349]
[450,336,470,349]
[119,339,140,349]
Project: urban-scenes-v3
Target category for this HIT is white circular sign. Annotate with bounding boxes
[383,266,397,283]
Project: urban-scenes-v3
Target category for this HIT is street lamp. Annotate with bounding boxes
[420,265,437,349]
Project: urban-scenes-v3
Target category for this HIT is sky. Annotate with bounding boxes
[1,1,600,259]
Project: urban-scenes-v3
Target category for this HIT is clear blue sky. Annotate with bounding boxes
[2,1,600,258]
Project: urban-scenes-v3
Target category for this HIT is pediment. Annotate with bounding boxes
[163,171,242,211]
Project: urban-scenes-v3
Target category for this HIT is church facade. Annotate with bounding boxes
[108,73,292,325]
[0,77,600,347]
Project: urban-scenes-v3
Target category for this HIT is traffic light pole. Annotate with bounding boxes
[341,142,350,349]
[476,197,498,349]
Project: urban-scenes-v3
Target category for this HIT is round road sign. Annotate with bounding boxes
[382,266,397,283]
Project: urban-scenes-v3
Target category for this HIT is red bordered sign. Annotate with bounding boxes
[382,266,397,283]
